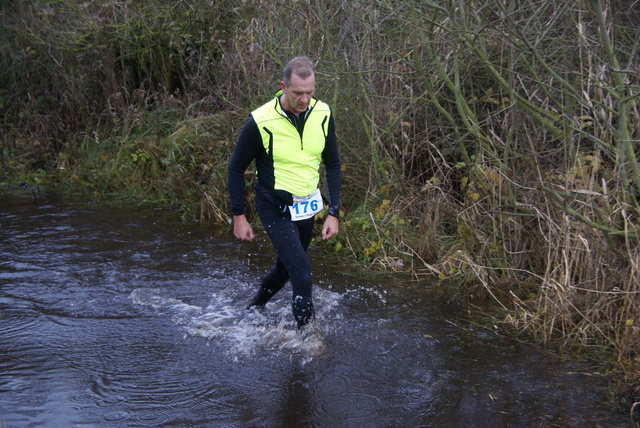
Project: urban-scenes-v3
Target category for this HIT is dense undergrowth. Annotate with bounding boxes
[1,0,639,411]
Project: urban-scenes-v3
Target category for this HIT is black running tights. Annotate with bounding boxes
[254,191,315,327]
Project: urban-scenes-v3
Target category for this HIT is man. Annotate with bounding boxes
[227,56,341,329]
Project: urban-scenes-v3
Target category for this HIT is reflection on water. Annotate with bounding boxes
[0,189,628,427]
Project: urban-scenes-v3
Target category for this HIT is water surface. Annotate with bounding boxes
[0,190,628,427]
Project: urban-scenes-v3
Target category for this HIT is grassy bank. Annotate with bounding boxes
[2,0,639,410]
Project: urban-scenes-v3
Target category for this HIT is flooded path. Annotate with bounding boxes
[0,190,628,427]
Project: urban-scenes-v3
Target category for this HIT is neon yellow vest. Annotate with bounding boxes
[252,94,331,197]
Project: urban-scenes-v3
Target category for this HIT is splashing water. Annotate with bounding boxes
[130,283,342,360]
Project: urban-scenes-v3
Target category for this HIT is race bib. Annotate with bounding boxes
[289,188,323,221]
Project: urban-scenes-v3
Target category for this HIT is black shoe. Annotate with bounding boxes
[246,297,265,310]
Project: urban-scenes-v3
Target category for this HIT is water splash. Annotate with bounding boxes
[129,283,341,360]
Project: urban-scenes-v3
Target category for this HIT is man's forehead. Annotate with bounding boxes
[287,74,315,90]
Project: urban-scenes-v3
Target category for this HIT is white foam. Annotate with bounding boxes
[129,284,342,360]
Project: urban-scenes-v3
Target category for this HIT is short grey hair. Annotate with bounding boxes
[282,56,315,86]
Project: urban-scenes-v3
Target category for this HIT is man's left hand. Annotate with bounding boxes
[321,215,339,240]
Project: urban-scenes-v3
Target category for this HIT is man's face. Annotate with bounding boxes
[280,73,315,115]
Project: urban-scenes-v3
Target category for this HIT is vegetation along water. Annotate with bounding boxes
[1,0,639,418]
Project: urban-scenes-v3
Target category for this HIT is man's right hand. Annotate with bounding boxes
[233,215,255,241]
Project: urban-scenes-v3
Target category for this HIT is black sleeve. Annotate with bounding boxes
[322,114,341,214]
[227,116,261,216]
